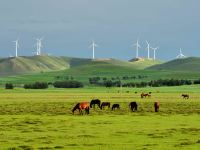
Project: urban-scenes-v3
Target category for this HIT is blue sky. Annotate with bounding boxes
[0,0,199,60]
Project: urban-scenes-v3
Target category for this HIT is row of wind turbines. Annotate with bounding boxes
[12,38,43,57]
[12,38,186,60]
[89,39,159,60]
[133,39,159,60]
[90,39,186,60]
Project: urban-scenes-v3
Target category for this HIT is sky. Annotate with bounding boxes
[0,0,199,61]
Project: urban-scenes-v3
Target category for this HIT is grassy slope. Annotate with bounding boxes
[147,57,200,71]
[0,58,166,84]
[0,56,69,76]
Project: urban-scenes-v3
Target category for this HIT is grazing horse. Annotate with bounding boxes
[141,93,151,98]
[100,102,110,110]
[90,99,101,109]
[111,104,120,110]
[72,102,90,115]
[154,102,160,112]
[129,102,138,112]
[182,94,189,99]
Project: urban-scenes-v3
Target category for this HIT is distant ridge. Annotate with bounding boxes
[147,57,200,71]
[0,55,163,76]
[0,56,69,76]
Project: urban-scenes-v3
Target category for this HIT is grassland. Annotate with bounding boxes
[0,85,200,149]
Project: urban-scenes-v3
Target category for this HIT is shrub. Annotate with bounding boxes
[5,83,14,89]
[53,81,84,88]
[24,82,48,89]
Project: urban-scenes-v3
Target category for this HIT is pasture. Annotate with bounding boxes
[0,85,200,150]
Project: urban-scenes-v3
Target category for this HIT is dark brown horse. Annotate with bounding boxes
[72,102,90,115]
[90,99,101,109]
[129,102,137,112]
[182,94,189,99]
[154,102,160,112]
[100,102,110,110]
[111,104,120,110]
[141,93,151,98]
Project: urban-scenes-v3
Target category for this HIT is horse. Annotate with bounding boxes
[182,94,189,99]
[154,102,160,112]
[111,104,120,110]
[129,102,137,112]
[100,102,110,110]
[141,93,151,98]
[72,102,90,115]
[90,99,101,109]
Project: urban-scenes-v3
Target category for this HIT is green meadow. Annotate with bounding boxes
[0,85,200,150]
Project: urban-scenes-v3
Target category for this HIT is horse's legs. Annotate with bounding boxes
[80,109,83,115]
[87,108,90,114]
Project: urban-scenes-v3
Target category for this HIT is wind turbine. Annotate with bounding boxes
[89,40,98,59]
[13,39,19,57]
[146,41,150,59]
[176,48,186,59]
[35,38,43,55]
[150,47,159,60]
[133,39,141,58]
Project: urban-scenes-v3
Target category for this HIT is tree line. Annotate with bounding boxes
[4,78,200,89]
[5,81,83,89]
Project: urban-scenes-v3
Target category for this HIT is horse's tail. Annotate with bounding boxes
[100,104,103,110]
[98,101,101,108]
[108,103,110,108]
[90,102,92,108]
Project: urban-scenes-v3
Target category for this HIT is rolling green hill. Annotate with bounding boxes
[0,56,165,84]
[0,56,69,76]
[0,56,162,77]
[147,57,200,71]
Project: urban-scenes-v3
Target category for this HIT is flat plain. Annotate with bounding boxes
[0,86,200,150]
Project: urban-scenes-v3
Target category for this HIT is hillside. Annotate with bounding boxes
[147,57,200,72]
[129,58,162,69]
[0,56,162,76]
[0,56,70,76]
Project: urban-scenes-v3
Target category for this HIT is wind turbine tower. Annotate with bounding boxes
[146,41,150,59]
[89,40,98,59]
[176,48,186,59]
[13,40,19,57]
[36,38,43,56]
[150,47,159,60]
[133,39,141,58]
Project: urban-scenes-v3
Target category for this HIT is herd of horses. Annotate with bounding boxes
[72,98,159,115]
[72,93,189,115]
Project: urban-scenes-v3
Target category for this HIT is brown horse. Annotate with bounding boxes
[72,102,90,115]
[154,102,160,112]
[100,102,110,110]
[111,104,120,110]
[182,94,189,99]
[90,99,101,109]
[141,93,151,98]
[129,102,137,112]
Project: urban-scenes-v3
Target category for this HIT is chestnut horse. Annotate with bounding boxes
[129,102,138,112]
[154,102,160,112]
[111,104,120,110]
[72,102,90,115]
[90,99,101,109]
[141,93,151,98]
[100,102,110,110]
